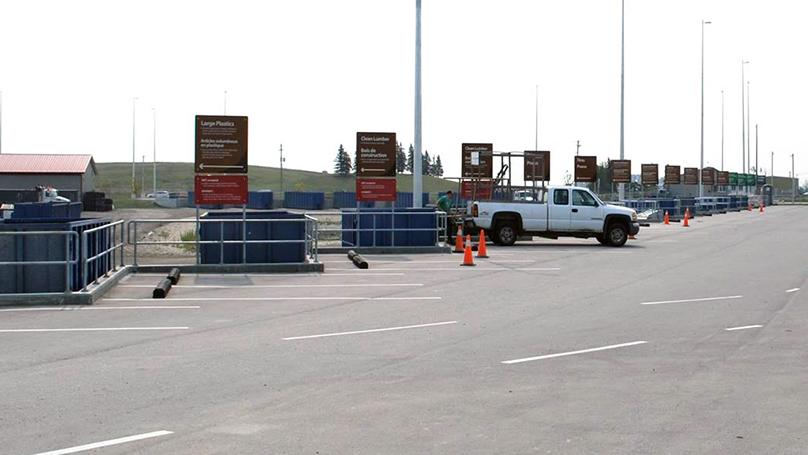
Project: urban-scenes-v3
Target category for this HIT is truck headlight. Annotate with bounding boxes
[631,211,638,221]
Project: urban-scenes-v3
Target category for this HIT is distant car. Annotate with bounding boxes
[513,190,536,202]
[147,191,170,199]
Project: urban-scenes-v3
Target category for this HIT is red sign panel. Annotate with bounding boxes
[194,174,248,205]
[356,178,396,201]
[461,180,493,199]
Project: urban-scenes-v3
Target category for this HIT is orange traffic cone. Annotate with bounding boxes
[748,203,752,211]
[759,203,764,212]
[454,225,464,253]
[460,235,476,266]
[477,230,489,258]
[683,208,690,227]
[664,211,670,225]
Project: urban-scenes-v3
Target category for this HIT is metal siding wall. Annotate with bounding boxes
[0,174,81,191]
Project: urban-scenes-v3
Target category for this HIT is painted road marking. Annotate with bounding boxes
[282,320,458,341]
[118,283,423,289]
[0,327,189,333]
[30,430,173,455]
[132,273,405,277]
[103,297,441,302]
[0,306,200,312]
[322,259,537,264]
[641,295,743,306]
[786,288,800,293]
[725,325,763,331]
[517,268,562,271]
[502,341,648,364]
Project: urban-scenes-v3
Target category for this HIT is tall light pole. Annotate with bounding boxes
[141,155,145,198]
[279,144,285,194]
[413,0,423,208]
[755,124,758,180]
[132,97,138,199]
[535,85,538,150]
[747,81,751,172]
[699,20,711,199]
[771,151,774,186]
[152,108,157,197]
[741,61,748,173]
[224,91,227,115]
[618,0,625,201]
[721,90,724,171]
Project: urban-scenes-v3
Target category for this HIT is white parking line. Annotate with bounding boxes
[0,306,200,312]
[517,268,562,271]
[322,259,536,264]
[118,283,423,289]
[103,297,441,302]
[0,327,189,333]
[502,341,648,364]
[30,430,173,455]
[725,325,763,331]
[640,295,743,306]
[282,320,458,340]
[785,288,800,293]
[133,273,405,277]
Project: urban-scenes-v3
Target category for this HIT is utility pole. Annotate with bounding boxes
[413,0,423,208]
[576,140,581,156]
[619,0,625,201]
[721,90,724,171]
[279,144,284,194]
[792,154,796,203]
[132,97,138,199]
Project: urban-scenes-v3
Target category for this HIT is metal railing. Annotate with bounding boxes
[0,230,79,296]
[81,220,126,291]
[126,216,319,266]
[305,209,448,249]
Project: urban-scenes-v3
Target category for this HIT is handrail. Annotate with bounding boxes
[81,220,125,291]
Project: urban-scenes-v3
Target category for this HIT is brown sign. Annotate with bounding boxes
[194,174,248,205]
[717,171,729,186]
[195,116,248,173]
[665,165,681,184]
[701,167,716,185]
[461,143,494,178]
[461,180,493,199]
[524,151,550,181]
[641,164,658,185]
[684,167,699,185]
[612,160,631,183]
[574,156,597,182]
[356,132,396,177]
[356,178,396,201]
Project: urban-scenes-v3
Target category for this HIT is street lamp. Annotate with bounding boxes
[618,0,626,201]
[721,90,724,171]
[152,108,157,198]
[413,0,423,208]
[741,61,749,173]
[132,97,138,199]
[699,20,711,199]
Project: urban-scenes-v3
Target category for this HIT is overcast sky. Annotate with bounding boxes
[0,0,806,184]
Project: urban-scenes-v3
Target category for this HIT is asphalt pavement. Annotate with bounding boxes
[1,206,807,454]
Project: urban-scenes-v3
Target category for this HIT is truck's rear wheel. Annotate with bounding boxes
[495,221,517,246]
[606,223,628,247]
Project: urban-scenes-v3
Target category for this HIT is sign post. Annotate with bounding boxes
[524,151,551,185]
[574,156,598,184]
[195,115,249,264]
[356,133,397,247]
[641,164,658,198]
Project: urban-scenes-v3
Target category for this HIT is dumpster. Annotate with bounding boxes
[395,192,430,208]
[11,202,82,220]
[0,218,113,293]
[333,192,374,209]
[283,192,325,210]
[247,191,274,210]
[199,211,308,264]
[341,208,437,247]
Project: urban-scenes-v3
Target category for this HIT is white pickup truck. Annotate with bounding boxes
[469,186,640,247]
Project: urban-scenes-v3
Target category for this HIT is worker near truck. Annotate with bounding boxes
[436,190,456,242]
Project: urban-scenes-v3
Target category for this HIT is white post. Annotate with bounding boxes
[413,0,423,208]
[132,97,138,199]
[741,61,748,174]
[152,108,157,197]
[535,85,538,150]
[792,154,796,203]
[618,0,625,201]
[721,90,724,171]
[699,20,710,199]
[747,81,751,172]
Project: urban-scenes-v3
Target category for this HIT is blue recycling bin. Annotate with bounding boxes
[199,211,308,264]
[341,208,437,247]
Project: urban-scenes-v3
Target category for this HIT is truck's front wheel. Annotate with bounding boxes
[606,223,628,247]
[494,221,517,246]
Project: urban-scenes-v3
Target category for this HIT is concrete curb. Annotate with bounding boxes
[318,246,452,255]
[135,263,325,274]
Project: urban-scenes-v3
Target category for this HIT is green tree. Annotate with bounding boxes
[396,142,406,174]
[333,144,351,176]
[433,155,444,177]
[406,144,414,173]
[422,150,432,176]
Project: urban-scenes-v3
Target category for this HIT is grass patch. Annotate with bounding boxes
[179,229,196,251]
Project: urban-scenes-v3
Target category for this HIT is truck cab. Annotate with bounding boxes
[470,186,639,247]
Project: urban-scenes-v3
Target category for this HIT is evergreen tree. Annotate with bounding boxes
[406,144,414,173]
[433,155,444,177]
[333,144,351,176]
[396,142,406,174]
[422,150,431,176]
